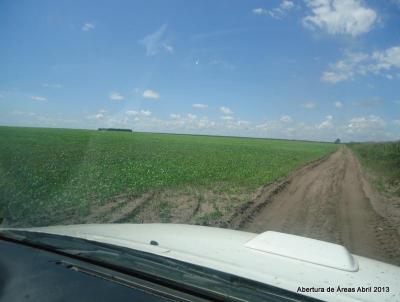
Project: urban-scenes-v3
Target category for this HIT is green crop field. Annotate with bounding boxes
[0,126,338,227]
[348,141,400,197]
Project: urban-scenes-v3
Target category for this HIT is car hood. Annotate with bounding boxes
[4,223,400,302]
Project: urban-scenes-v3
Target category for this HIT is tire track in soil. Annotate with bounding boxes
[235,146,400,266]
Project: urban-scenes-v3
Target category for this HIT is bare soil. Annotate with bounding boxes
[240,146,400,266]
[83,185,251,226]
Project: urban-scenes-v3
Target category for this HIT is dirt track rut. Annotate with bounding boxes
[242,146,400,266]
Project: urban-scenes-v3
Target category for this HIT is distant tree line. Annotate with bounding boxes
[98,128,132,132]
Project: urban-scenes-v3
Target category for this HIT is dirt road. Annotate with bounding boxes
[241,146,400,265]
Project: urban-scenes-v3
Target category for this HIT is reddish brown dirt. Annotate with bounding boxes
[240,146,400,266]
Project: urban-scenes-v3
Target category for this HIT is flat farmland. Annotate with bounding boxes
[0,126,337,227]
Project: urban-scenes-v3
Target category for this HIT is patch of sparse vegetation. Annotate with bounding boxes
[158,201,172,223]
[196,209,223,226]
[349,141,400,197]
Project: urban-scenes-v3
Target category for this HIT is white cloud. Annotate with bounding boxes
[192,103,208,109]
[220,106,234,115]
[322,71,349,83]
[163,44,174,53]
[125,109,151,117]
[169,113,181,119]
[126,110,138,116]
[109,92,124,101]
[252,1,294,19]
[341,115,393,141]
[87,110,106,121]
[30,95,47,101]
[166,113,216,132]
[302,101,316,109]
[255,120,280,131]
[322,46,400,83]
[142,89,160,100]
[254,114,394,142]
[82,22,95,32]
[139,24,173,56]
[334,101,343,108]
[281,0,294,10]
[280,115,293,123]
[226,120,252,130]
[237,120,251,126]
[42,83,62,88]
[256,118,316,139]
[78,108,396,142]
[303,0,377,36]
[87,109,152,127]
[322,51,368,83]
[138,114,216,132]
[221,115,234,121]
[140,110,151,117]
[346,115,386,133]
[317,115,334,129]
[253,8,267,14]
[95,112,105,120]
[371,46,400,70]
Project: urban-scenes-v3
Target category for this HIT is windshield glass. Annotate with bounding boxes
[0,0,399,271]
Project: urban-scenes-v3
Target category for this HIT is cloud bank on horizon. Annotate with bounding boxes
[0,0,399,142]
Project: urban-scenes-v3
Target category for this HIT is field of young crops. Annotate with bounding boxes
[0,126,338,226]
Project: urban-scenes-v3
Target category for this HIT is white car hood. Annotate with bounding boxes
[9,223,400,302]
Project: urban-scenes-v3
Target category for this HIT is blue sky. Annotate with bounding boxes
[0,0,400,142]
